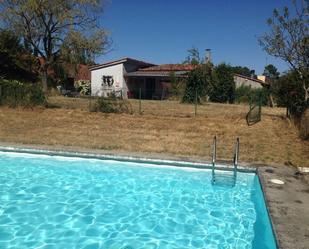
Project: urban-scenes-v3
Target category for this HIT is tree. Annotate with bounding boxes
[263,64,280,107]
[274,70,306,116]
[0,29,37,81]
[0,0,110,91]
[232,66,253,77]
[182,63,213,103]
[259,0,309,104]
[209,63,235,103]
[263,64,280,79]
[183,47,202,65]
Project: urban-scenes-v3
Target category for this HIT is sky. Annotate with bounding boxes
[98,0,294,75]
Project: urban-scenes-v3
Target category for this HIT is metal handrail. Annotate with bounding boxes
[233,138,239,178]
[211,136,217,183]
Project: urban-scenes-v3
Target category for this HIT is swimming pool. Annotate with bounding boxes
[0,151,277,249]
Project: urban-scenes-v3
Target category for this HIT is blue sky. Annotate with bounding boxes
[98,0,293,74]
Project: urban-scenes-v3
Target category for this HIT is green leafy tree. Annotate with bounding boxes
[0,29,37,81]
[182,63,213,103]
[274,70,306,116]
[232,66,253,77]
[0,0,110,91]
[259,0,309,105]
[209,63,235,103]
[263,64,280,79]
[263,64,280,107]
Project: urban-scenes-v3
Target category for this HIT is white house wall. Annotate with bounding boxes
[234,76,263,89]
[91,63,125,97]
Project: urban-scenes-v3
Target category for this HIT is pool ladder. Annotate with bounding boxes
[211,136,239,184]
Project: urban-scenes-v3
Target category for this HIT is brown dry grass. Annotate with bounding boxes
[0,96,308,167]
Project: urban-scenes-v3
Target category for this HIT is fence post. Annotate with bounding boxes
[139,87,142,115]
[194,88,198,117]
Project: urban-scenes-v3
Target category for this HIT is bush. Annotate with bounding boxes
[74,80,91,95]
[0,79,46,107]
[182,64,212,103]
[90,96,132,114]
[235,85,268,106]
[273,71,307,117]
[208,63,235,103]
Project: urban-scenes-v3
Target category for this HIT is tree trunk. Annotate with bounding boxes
[268,93,275,107]
[41,67,48,92]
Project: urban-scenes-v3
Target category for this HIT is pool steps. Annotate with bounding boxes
[212,136,239,186]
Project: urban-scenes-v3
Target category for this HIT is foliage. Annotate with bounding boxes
[75,80,91,95]
[273,70,307,116]
[208,63,235,103]
[183,47,202,65]
[0,29,37,81]
[0,79,46,107]
[263,64,280,79]
[91,95,132,114]
[259,0,309,102]
[235,85,269,106]
[263,64,280,107]
[169,72,186,99]
[232,66,254,78]
[0,0,110,91]
[182,64,213,103]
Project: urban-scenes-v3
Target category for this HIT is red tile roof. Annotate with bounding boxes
[140,64,198,71]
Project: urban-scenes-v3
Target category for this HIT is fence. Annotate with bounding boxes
[84,87,201,117]
[0,84,270,122]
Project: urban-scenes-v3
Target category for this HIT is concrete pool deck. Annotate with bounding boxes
[258,166,309,249]
[0,142,308,249]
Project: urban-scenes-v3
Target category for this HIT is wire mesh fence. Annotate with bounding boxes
[0,84,266,121]
[83,87,202,117]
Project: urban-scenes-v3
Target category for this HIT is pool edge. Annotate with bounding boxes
[0,145,256,173]
[256,169,280,249]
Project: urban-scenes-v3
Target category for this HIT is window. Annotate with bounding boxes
[101,76,114,87]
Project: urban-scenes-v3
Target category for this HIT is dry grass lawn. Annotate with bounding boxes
[0,96,308,167]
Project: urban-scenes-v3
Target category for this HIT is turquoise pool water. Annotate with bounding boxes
[0,151,277,249]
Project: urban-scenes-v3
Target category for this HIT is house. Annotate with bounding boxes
[90,57,269,99]
[89,58,155,98]
[90,57,196,99]
[234,74,269,89]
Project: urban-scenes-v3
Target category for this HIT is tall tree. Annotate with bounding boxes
[263,64,280,79]
[263,64,280,107]
[209,63,235,103]
[183,47,201,65]
[0,0,110,91]
[0,29,37,81]
[259,0,309,103]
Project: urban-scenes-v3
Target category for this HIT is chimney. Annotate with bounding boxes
[205,49,211,63]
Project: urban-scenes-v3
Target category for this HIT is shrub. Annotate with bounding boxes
[208,63,235,103]
[90,96,132,114]
[169,72,186,100]
[182,64,212,103]
[235,85,268,106]
[0,79,46,107]
[74,80,91,95]
[273,71,307,117]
